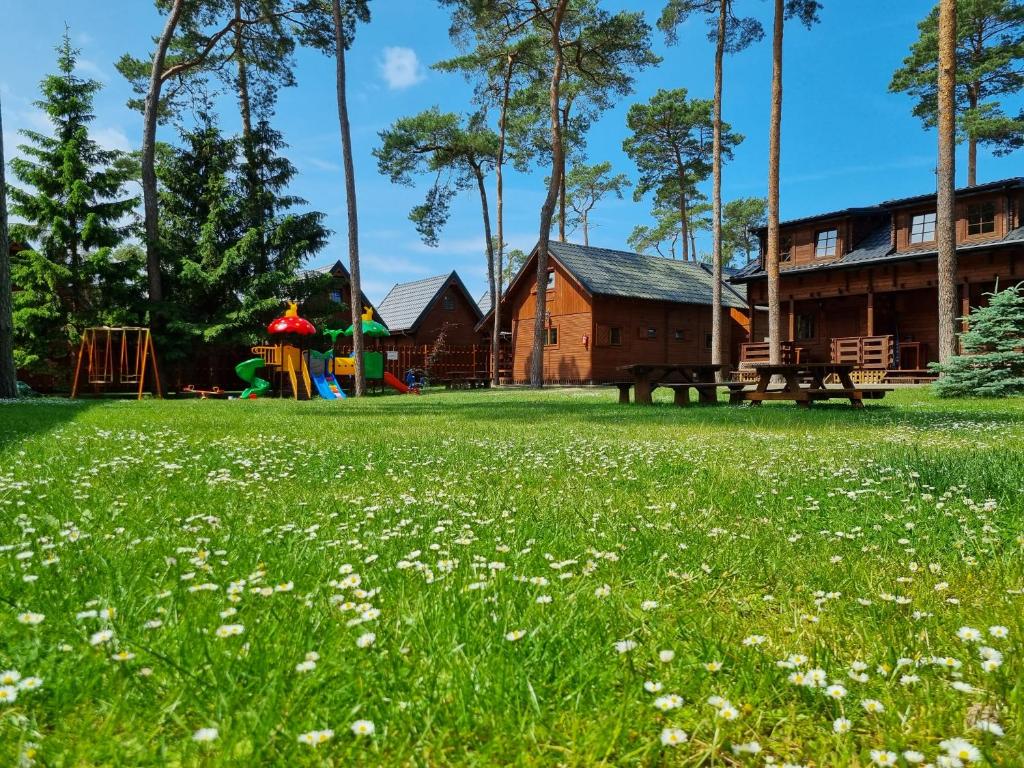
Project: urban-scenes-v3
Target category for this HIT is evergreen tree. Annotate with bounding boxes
[9,32,140,375]
[890,0,1024,187]
[933,283,1024,397]
[158,115,328,361]
[722,196,767,266]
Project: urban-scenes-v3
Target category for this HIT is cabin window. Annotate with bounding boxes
[967,202,996,236]
[329,290,342,304]
[704,332,713,349]
[673,328,685,341]
[609,327,622,346]
[815,229,838,258]
[544,327,558,346]
[546,270,556,290]
[796,313,816,340]
[442,293,456,311]
[780,235,793,262]
[909,212,936,244]
[645,327,657,340]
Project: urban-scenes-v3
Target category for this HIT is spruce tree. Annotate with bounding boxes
[933,283,1024,397]
[158,115,327,362]
[9,32,139,375]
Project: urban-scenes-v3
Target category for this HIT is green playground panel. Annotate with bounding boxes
[363,351,383,380]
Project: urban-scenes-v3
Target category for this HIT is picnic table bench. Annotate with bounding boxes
[742,362,892,409]
[443,371,492,390]
[615,363,745,405]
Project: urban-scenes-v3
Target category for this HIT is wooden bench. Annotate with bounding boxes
[612,380,748,406]
[445,377,491,390]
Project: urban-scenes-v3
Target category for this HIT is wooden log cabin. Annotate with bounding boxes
[503,241,749,384]
[376,271,483,348]
[731,177,1024,381]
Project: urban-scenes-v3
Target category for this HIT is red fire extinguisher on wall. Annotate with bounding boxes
[582,333,590,350]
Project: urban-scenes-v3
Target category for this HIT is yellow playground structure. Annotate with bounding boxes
[71,326,162,400]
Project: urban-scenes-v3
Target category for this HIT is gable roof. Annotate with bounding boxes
[534,241,746,308]
[295,259,381,321]
[377,271,482,333]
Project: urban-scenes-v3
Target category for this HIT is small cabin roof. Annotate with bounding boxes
[377,271,482,333]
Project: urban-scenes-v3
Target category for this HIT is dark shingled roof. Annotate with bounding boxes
[546,241,746,308]
[477,290,492,317]
[377,271,481,333]
[733,223,1024,283]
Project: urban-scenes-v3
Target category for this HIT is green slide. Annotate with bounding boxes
[235,358,271,399]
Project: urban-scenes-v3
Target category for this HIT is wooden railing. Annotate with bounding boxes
[830,335,894,369]
[740,341,802,365]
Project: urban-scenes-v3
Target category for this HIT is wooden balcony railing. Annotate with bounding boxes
[830,335,894,369]
[740,341,803,365]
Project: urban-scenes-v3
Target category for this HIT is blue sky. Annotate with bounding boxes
[1,1,1021,305]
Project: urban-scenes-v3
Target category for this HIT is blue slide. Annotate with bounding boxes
[309,351,346,399]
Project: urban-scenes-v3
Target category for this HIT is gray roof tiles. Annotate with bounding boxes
[546,241,746,309]
[377,272,482,333]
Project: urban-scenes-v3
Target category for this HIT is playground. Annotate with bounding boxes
[2,388,1022,766]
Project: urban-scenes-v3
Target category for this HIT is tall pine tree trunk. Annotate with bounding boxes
[677,159,689,261]
[0,93,17,398]
[234,0,254,141]
[492,54,514,387]
[766,0,785,365]
[141,0,184,312]
[557,99,572,244]
[475,166,498,384]
[937,0,959,364]
[530,0,569,388]
[332,0,364,395]
[967,85,978,187]
[709,0,726,375]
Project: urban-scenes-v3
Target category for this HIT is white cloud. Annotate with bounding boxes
[75,57,107,82]
[379,47,425,90]
[91,126,133,152]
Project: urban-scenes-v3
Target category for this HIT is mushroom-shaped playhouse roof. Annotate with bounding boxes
[343,306,390,338]
[268,303,316,336]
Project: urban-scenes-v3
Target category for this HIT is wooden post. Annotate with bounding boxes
[866,290,875,336]
[787,298,795,342]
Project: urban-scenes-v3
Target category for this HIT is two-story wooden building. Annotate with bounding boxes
[502,241,749,384]
[376,271,483,348]
[731,177,1024,378]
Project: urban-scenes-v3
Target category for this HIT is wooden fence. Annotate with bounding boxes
[830,335,894,369]
[335,343,512,382]
[739,341,802,365]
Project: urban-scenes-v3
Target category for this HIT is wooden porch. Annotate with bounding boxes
[739,335,936,383]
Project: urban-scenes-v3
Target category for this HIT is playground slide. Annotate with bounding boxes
[312,368,347,399]
[382,371,410,394]
[235,358,271,399]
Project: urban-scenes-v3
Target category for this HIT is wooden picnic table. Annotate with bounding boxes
[743,362,891,409]
[617,362,727,405]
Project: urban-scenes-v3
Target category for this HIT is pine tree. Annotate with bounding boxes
[9,32,140,375]
[933,283,1024,397]
[158,116,328,362]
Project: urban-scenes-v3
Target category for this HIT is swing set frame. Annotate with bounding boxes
[71,326,163,400]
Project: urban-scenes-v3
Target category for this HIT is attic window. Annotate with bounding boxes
[442,293,455,311]
[815,229,838,258]
[546,270,556,290]
[967,202,996,236]
[909,212,936,244]
[329,290,342,304]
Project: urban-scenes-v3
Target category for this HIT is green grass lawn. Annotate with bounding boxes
[1,388,1022,767]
